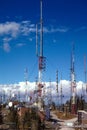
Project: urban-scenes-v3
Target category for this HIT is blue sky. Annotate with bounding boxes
[0,0,87,84]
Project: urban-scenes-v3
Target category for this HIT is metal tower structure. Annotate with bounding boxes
[84,55,87,93]
[24,67,28,85]
[2,90,5,103]
[36,0,46,109]
[56,70,58,93]
[70,44,77,114]
[24,67,28,102]
[56,70,59,107]
[18,91,20,102]
[49,79,52,106]
[60,73,63,107]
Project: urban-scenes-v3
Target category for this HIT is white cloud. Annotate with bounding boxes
[16,43,26,47]
[44,26,69,33]
[3,37,12,43]
[2,37,12,52]
[75,26,87,32]
[0,22,20,37]
[3,43,10,52]
[53,39,56,43]
[0,80,86,103]
[0,21,36,38]
[20,21,36,35]
[0,21,36,52]
[0,80,83,94]
[50,27,69,33]
[29,38,33,42]
[0,21,69,52]
[0,21,69,38]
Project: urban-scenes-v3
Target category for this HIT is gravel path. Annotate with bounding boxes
[44,111,77,130]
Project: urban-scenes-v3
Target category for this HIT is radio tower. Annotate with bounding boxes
[56,70,59,107]
[24,67,28,102]
[24,67,28,85]
[60,73,63,108]
[84,55,87,93]
[70,44,77,114]
[36,0,46,109]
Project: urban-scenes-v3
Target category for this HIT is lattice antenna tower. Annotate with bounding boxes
[60,73,63,106]
[56,70,58,93]
[84,55,87,93]
[36,0,46,98]
[56,70,59,107]
[24,67,28,85]
[70,43,77,114]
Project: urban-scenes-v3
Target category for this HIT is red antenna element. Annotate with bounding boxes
[39,56,46,70]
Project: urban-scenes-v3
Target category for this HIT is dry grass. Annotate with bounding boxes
[83,120,87,124]
[54,110,76,120]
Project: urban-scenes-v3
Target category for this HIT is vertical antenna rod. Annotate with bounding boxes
[40,0,43,57]
[56,70,59,107]
[56,70,58,93]
[60,73,63,107]
[49,79,52,106]
[36,24,38,56]
[84,55,87,93]
[24,67,28,85]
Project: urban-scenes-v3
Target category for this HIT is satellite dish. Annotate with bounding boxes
[8,102,13,107]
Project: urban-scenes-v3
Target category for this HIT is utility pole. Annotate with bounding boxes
[70,44,77,114]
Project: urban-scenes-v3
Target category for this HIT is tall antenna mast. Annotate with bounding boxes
[56,70,59,107]
[60,73,63,107]
[84,55,87,93]
[3,90,5,103]
[56,70,58,93]
[49,79,52,106]
[38,0,43,83]
[70,43,77,114]
[24,67,28,85]
[40,0,43,57]
[36,24,38,56]
[24,67,28,102]
[36,0,46,109]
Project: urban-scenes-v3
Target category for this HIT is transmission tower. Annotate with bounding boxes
[70,44,77,114]
[36,0,46,109]
[56,70,59,107]
[24,67,28,102]
[84,55,87,93]
[60,73,63,107]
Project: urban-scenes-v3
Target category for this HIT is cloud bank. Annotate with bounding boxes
[0,80,86,103]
